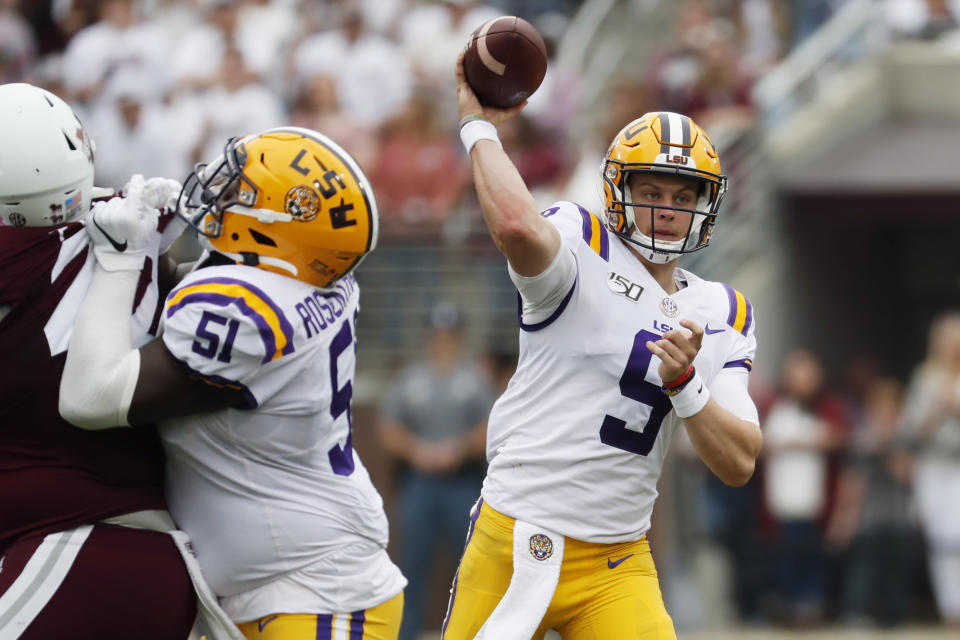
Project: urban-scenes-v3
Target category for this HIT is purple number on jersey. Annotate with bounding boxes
[192,310,240,363]
[327,318,356,476]
[599,329,672,456]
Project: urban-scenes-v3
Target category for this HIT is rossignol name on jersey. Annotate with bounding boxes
[294,274,357,338]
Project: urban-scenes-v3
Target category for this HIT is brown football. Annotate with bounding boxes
[463,16,547,109]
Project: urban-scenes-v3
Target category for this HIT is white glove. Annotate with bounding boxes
[130,175,188,253]
[87,176,159,272]
[133,175,182,213]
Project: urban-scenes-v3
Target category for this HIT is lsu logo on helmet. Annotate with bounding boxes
[179,127,379,289]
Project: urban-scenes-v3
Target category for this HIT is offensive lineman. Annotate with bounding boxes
[441,55,763,639]
[59,127,406,639]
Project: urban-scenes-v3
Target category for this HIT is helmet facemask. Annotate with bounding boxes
[608,165,721,264]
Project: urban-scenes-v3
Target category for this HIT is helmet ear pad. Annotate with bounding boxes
[0,83,97,227]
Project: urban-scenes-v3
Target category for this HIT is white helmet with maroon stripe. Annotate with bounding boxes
[0,83,100,227]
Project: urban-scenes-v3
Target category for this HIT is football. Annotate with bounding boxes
[463,16,548,109]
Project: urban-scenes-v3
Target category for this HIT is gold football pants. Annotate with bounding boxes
[237,591,403,640]
[442,501,676,639]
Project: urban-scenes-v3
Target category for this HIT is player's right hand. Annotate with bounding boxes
[86,174,159,272]
[456,51,526,127]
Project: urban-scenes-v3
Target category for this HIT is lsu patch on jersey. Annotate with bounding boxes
[482,201,757,544]
[159,264,404,615]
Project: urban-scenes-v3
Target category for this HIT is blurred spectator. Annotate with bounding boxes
[826,378,921,627]
[397,0,499,90]
[682,29,757,143]
[377,301,495,640]
[88,67,185,190]
[498,113,573,206]
[0,0,36,83]
[289,72,377,171]
[521,11,581,133]
[480,345,518,396]
[370,89,468,240]
[234,0,299,83]
[900,312,960,627]
[188,46,285,165]
[762,349,846,626]
[60,0,168,105]
[735,0,790,74]
[168,0,243,93]
[293,7,411,128]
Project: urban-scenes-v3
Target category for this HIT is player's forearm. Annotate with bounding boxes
[59,265,142,429]
[682,400,762,486]
[471,141,559,275]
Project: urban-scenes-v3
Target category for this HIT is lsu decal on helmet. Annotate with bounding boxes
[179,127,378,288]
[602,111,727,264]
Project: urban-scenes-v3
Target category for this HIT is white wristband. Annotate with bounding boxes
[460,118,502,154]
[668,369,711,419]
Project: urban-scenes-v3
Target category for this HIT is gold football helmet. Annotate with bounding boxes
[179,127,378,288]
[602,112,726,264]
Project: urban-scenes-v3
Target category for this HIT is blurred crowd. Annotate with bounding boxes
[0,0,803,243]
[661,312,960,631]
[4,0,960,237]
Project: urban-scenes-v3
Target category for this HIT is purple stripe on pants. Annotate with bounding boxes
[441,498,484,638]
[316,613,333,639]
[350,609,366,640]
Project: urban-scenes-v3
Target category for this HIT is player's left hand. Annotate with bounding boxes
[646,319,704,384]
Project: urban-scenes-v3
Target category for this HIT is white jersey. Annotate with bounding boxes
[482,201,758,543]
[159,264,405,619]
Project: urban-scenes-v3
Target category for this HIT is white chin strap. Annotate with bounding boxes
[197,235,300,277]
[632,235,680,264]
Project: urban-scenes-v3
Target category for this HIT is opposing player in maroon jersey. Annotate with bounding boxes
[0,83,197,638]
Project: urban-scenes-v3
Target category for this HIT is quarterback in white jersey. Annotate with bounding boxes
[60,127,406,640]
[442,55,763,640]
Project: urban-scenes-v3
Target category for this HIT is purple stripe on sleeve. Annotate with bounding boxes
[742,297,754,335]
[517,278,577,332]
[316,613,333,639]
[441,498,484,638]
[168,292,279,363]
[722,284,738,327]
[578,206,593,245]
[598,223,609,261]
[169,277,296,355]
[723,359,753,372]
[349,610,365,640]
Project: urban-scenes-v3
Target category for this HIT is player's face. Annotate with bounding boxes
[627,173,698,243]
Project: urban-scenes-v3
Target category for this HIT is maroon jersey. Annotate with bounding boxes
[0,222,167,550]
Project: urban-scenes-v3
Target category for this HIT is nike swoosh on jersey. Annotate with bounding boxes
[607,554,634,569]
[91,215,128,252]
[704,324,725,335]
[258,615,278,632]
